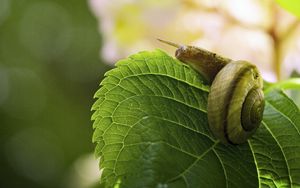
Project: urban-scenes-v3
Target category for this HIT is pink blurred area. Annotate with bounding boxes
[89,0,300,82]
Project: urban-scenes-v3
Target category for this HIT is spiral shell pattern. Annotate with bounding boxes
[207,61,264,144]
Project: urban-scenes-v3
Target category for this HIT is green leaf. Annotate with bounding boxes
[249,90,300,187]
[92,49,300,187]
[276,0,300,18]
[264,78,300,94]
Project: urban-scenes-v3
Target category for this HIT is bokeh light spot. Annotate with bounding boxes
[0,68,46,119]
[0,0,10,26]
[64,154,100,188]
[0,66,9,105]
[19,1,72,61]
[5,127,65,183]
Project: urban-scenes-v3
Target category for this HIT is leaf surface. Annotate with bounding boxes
[249,90,300,187]
[92,49,300,188]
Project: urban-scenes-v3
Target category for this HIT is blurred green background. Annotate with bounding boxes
[0,0,110,187]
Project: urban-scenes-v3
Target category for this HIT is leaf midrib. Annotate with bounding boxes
[106,72,209,92]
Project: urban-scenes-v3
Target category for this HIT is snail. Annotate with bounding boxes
[158,39,265,144]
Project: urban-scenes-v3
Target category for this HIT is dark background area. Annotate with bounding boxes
[0,0,110,187]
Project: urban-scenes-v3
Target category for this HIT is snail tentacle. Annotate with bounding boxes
[159,39,264,144]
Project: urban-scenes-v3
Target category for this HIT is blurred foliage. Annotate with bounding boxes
[0,0,110,187]
[276,0,300,18]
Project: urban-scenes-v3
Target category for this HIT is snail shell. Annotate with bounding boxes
[158,39,265,144]
[207,61,264,144]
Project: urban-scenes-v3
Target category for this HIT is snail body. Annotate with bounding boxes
[158,39,264,144]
